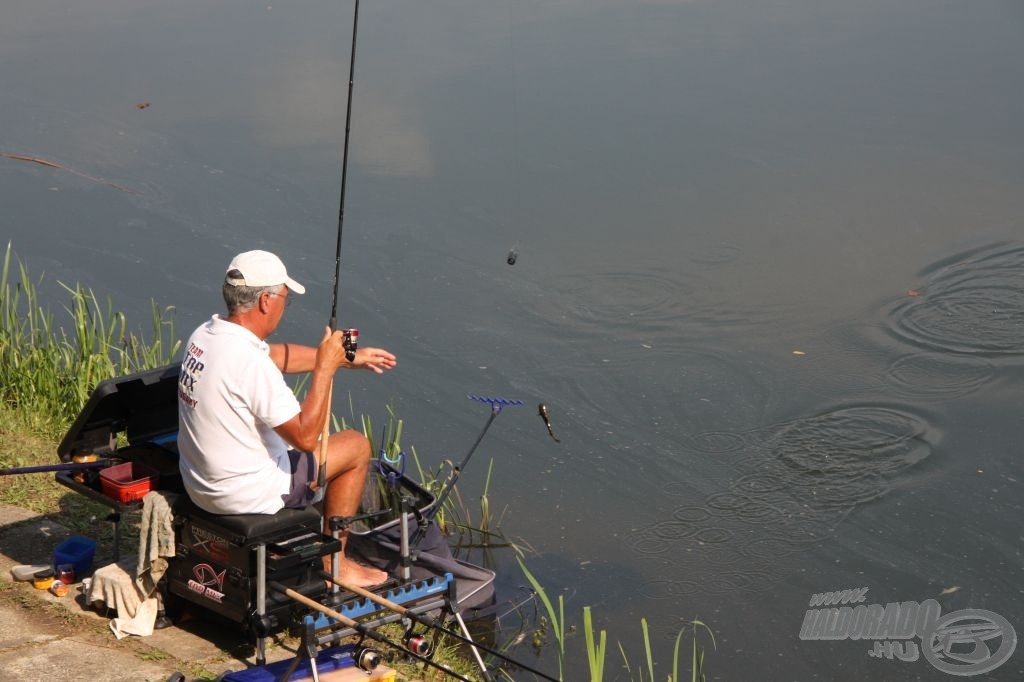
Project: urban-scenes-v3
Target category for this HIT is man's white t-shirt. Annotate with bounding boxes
[177,315,301,514]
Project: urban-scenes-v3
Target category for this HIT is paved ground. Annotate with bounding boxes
[0,503,301,682]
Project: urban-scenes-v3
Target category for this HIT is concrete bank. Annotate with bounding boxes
[0,503,296,682]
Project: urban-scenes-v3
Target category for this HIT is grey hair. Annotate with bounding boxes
[223,270,283,314]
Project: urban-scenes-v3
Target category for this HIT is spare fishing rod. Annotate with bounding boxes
[326,574,560,682]
[270,581,474,682]
[316,0,363,498]
[0,459,117,476]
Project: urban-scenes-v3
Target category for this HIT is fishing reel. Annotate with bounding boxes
[352,644,383,672]
[403,625,434,658]
[342,328,358,362]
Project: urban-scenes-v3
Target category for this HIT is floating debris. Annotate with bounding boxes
[135,101,151,110]
[507,248,518,265]
[0,152,138,194]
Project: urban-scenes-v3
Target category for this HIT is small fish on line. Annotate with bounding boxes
[538,403,560,443]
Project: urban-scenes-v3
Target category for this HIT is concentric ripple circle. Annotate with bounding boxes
[886,243,1024,355]
[765,405,933,478]
[886,352,996,400]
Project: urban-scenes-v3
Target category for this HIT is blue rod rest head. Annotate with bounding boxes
[379,448,404,465]
[467,394,524,413]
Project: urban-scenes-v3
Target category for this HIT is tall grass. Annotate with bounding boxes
[0,242,180,435]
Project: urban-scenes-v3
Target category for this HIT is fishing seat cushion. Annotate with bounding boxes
[176,496,322,545]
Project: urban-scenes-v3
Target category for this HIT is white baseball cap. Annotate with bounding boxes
[225,250,306,294]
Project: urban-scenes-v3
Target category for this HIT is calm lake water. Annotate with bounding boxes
[3,1,1023,679]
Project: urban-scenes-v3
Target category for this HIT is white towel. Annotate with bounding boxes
[86,490,179,639]
[136,490,179,596]
[85,559,157,639]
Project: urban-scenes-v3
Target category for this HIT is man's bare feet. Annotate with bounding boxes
[322,553,388,589]
[335,556,388,588]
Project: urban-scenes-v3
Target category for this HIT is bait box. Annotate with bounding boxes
[52,535,96,578]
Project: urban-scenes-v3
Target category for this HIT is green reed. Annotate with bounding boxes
[518,556,567,680]
[518,559,715,682]
[0,243,180,435]
[360,405,513,555]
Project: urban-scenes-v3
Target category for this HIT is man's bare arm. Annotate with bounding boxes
[272,330,398,451]
[269,342,317,373]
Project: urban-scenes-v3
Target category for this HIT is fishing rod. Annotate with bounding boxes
[0,459,117,476]
[271,581,474,682]
[329,0,360,332]
[326,574,560,682]
[316,0,363,497]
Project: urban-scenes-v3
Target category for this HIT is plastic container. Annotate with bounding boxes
[53,535,96,579]
[99,461,159,503]
[11,564,50,581]
[33,568,55,590]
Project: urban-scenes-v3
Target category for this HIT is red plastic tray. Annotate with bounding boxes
[99,462,159,503]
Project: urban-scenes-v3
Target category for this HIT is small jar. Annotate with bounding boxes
[56,563,75,584]
[33,568,55,590]
[49,581,69,597]
[71,453,97,483]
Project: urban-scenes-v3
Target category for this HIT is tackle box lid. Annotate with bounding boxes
[58,363,182,461]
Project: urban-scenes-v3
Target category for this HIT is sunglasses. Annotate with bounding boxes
[267,291,292,308]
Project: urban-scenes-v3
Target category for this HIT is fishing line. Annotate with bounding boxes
[504,0,524,265]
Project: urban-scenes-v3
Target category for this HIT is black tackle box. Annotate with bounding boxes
[56,363,183,510]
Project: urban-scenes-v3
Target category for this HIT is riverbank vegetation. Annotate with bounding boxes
[1,242,180,437]
[0,243,714,680]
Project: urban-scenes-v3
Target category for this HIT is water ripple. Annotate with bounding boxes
[764,405,933,478]
[623,403,936,596]
[886,242,1024,355]
[885,351,996,400]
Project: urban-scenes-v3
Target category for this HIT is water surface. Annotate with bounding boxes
[3,0,1023,679]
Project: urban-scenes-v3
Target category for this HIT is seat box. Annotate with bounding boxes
[166,502,339,624]
[166,551,326,624]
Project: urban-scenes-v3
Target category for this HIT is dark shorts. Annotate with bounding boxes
[281,450,316,508]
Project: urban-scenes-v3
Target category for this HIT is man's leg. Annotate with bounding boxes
[318,429,388,587]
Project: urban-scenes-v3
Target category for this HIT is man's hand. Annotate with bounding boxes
[315,327,351,372]
[350,347,397,374]
[314,327,397,374]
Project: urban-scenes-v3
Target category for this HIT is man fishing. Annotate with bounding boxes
[177,249,396,587]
